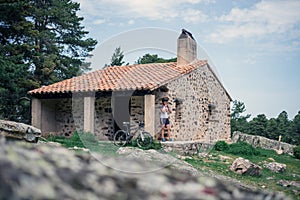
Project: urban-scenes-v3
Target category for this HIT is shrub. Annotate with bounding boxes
[214,141,229,151]
[151,139,162,150]
[293,146,300,159]
[227,142,260,156]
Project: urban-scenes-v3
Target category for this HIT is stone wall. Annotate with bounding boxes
[56,96,114,140]
[162,141,214,156]
[130,96,144,130]
[55,98,84,137]
[232,131,296,155]
[154,64,231,142]
[95,97,113,140]
[42,96,144,140]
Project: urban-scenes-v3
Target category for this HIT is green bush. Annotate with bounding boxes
[214,141,229,151]
[151,139,162,150]
[227,142,260,156]
[293,146,300,159]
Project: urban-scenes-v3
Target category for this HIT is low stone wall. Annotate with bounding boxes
[161,141,215,156]
[232,131,296,155]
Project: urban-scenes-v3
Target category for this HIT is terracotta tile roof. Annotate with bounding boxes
[28,60,207,95]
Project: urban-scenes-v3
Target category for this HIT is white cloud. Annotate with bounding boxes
[208,0,300,43]
[128,19,135,25]
[76,0,212,23]
[181,9,208,24]
[244,55,257,65]
[93,19,106,25]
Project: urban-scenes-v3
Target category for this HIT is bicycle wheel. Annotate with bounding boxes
[136,132,153,149]
[114,130,127,147]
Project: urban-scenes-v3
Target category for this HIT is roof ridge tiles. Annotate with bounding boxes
[28,60,207,95]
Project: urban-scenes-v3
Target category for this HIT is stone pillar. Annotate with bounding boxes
[31,98,42,129]
[144,94,155,136]
[84,96,95,133]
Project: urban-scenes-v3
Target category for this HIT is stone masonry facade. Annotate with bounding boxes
[154,64,231,142]
[41,63,230,142]
[43,96,145,140]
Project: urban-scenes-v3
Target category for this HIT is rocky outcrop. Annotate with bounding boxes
[116,147,200,176]
[230,157,262,176]
[232,131,295,155]
[0,138,288,200]
[277,180,300,188]
[161,141,214,156]
[264,162,286,173]
[0,120,41,142]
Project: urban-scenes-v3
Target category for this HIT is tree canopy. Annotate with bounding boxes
[137,53,176,64]
[230,100,251,135]
[105,47,127,67]
[231,100,300,145]
[0,0,97,123]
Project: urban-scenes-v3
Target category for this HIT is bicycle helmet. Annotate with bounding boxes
[162,97,169,103]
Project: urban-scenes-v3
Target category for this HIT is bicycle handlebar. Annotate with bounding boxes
[122,121,144,128]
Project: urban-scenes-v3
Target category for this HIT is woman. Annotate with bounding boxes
[160,97,172,142]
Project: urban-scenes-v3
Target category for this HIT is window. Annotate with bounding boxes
[174,98,183,122]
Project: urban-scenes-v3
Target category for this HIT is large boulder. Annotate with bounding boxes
[264,162,286,173]
[230,157,262,176]
[0,138,288,200]
[0,120,41,142]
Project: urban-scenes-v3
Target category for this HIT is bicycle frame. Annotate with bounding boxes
[114,121,152,148]
[122,122,144,140]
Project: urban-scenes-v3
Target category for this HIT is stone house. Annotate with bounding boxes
[29,29,232,142]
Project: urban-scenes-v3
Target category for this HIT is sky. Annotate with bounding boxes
[75,0,300,120]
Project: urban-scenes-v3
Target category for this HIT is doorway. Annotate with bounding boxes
[112,95,131,133]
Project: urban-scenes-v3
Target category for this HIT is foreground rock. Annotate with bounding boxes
[0,120,41,142]
[116,147,200,176]
[0,139,288,200]
[264,162,286,173]
[230,157,262,176]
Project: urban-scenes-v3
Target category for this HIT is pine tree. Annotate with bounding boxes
[108,47,126,67]
[248,114,268,136]
[291,111,300,145]
[230,100,251,134]
[28,0,97,85]
[0,0,97,122]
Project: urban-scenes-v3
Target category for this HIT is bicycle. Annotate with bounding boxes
[113,121,153,149]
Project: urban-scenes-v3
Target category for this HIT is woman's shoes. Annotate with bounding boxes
[161,138,173,142]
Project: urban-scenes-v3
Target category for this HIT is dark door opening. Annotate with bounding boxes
[113,95,131,133]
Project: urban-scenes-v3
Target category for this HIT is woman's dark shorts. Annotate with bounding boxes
[160,118,170,127]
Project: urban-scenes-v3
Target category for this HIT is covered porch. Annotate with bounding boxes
[31,91,156,140]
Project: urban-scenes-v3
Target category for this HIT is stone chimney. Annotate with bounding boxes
[177,29,197,66]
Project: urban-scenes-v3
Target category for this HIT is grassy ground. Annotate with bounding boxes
[185,147,300,200]
[44,133,299,199]
[44,131,161,156]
